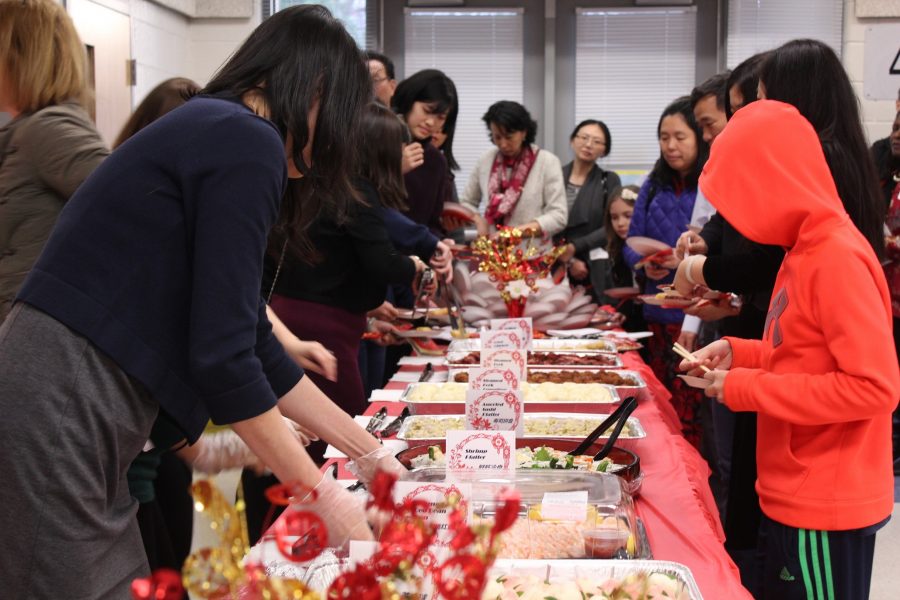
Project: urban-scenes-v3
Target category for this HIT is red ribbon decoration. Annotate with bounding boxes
[366,470,398,512]
[273,510,328,563]
[432,555,487,600]
[327,566,381,600]
[491,487,521,542]
[130,568,183,600]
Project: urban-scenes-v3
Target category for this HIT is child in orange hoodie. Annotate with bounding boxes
[680,100,900,600]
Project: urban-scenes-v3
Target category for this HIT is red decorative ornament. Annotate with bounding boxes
[504,297,526,318]
[491,487,521,538]
[447,507,476,550]
[130,568,183,600]
[273,509,328,562]
[328,566,381,600]
[366,470,398,512]
[433,555,487,600]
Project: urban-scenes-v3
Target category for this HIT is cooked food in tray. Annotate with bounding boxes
[449,338,618,353]
[482,570,692,599]
[449,351,620,367]
[451,369,641,386]
[410,445,626,473]
[398,414,644,441]
[405,381,618,404]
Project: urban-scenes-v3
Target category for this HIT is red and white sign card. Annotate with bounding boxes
[392,481,472,547]
[489,317,533,350]
[445,430,515,473]
[466,367,520,391]
[479,348,527,381]
[481,328,527,352]
[465,388,524,436]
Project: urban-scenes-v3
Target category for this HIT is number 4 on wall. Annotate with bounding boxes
[891,48,900,75]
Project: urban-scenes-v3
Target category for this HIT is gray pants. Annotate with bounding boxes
[0,303,157,599]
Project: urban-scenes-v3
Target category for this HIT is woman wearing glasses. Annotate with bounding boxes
[557,120,621,298]
[461,100,568,237]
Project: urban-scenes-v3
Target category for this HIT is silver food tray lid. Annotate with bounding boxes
[395,412,647,441]
[399,381,621,405]
[487,559,703,599]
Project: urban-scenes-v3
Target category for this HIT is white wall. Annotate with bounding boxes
[843,0,900,143]
[72,0,259,109]
[188,3,261,87]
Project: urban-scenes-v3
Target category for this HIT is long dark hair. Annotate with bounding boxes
[114,77,200,148]
[725,52,769,118]
[391,69,459,170]
[359,103,408,211]
[759,39,885,258]
[648,96,709,190]
[202,5,370,261]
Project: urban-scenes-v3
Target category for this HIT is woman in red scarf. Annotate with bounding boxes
[460,101,567,237]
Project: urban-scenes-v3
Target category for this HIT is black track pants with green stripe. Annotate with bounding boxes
[759,515,878,600]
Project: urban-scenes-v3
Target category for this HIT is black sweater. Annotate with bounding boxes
[18,96,303,440]
[699,213,784,338]
[265,180,417,313]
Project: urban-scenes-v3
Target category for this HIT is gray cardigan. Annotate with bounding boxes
[0,101,108,319]
[460,144,568,236]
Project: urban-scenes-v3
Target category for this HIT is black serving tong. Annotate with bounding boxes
[379,407,410,439]
[418,362,434,383]
[568,396,638,459]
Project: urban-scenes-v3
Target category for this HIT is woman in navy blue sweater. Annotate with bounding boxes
[0,6,394,596]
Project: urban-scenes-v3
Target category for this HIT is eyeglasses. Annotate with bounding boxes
[575,134,606,147]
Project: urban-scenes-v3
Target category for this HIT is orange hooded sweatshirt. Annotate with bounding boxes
[699,100,900,531]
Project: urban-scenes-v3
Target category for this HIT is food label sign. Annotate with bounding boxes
[465,388,524,436]
[466,367,520,390]
[489,317,533,350]
[392,481,472,547]
[445,430,515,473]
[479,348,526,380]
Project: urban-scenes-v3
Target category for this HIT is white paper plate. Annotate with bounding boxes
[677,374,712,389]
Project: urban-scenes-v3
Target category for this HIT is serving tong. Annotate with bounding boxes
[568,396,638,461]
[379,407,410,438]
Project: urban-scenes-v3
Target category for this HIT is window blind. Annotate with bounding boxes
[726,0,843,68]
[404,8,524,192]
[272,0,375,49]
[575,7,697,172]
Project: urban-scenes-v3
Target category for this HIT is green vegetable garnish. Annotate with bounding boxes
[428,446,437,460]
[565,455,575,469]
[533,447,553,462]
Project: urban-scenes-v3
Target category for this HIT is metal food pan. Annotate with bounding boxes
[445,368,646,400]
[400,382,620,415]
[445,350,623,370]
[395,412,647,445]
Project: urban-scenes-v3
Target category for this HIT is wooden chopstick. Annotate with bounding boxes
[672,342,712,373]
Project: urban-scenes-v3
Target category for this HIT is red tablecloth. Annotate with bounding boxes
[320,351,751,599]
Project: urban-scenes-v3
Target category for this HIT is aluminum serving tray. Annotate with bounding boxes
[444,350,624,370]
[487,559,703,600]
[400,381,620,415]
[445,368,647,400]
[395,412,647,446]
[447,338,618,354]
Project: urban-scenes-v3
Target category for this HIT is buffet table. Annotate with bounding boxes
[297,348,751,599]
